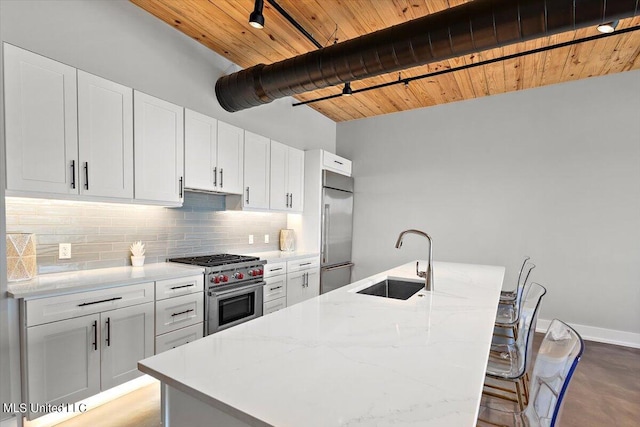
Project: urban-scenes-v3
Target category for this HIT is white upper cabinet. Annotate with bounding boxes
[4,43,78,195]
[184,110,244,195]
[243,131,270,209]
[287,146,305,212]
[134,91,184,205]
[78,71,134,199]
[269,141,288,211]
[216,121,244,195]
[184,109,217,192]
[270,140,304,212]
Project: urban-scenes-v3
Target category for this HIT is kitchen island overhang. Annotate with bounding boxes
[139,261,505,427]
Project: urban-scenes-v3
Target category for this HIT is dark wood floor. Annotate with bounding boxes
[54,335,640,427]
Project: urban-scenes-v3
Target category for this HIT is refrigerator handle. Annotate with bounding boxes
[322,203,330,264]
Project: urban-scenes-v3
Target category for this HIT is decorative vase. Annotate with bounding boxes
[131,256,145,267]
[6,233,37,282]
[279,229,295,252]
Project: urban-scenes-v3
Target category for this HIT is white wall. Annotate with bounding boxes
[0,0,336,417]
[337,70,640,337]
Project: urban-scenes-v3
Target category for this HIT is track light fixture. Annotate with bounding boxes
[249,0,265,29]
[597,20,619,33]
[342,82,352,96]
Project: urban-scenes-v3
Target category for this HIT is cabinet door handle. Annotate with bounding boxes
[171,309,194,317]
[70,160,76,189]
[213,166,217,187]
[92,320,98,351]
[246,187,250,204]
[290,193,293,208]
[84,162,89,190]
[179,177,184,198]
[105,317,111,347]
[77,297,122,307]
[170,284,195,290]
[285,193,289,208]
[220,168,224,188]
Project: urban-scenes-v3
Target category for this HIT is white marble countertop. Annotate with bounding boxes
[139,260,504,427]
[7,263,204,300]
[242,250,320,263]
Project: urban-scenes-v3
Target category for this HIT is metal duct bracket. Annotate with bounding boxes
[215,0,639,112]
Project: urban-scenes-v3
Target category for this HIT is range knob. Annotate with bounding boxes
[248,270,257,277]
[257,269,263,275]
[221,275,229,282]
[211,275,221,284]
[233,272,244,280]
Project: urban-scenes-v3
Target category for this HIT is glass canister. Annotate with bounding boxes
[6,233,38,282]
[279,229,295,252]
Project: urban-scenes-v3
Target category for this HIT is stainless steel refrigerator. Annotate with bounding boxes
[320,170,354,294]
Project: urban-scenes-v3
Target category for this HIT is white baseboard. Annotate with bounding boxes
[537,318,640,349]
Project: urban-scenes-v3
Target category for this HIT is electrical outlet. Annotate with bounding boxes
[59,243,71,259]
[264,234,270,243]
[249,234,254,245]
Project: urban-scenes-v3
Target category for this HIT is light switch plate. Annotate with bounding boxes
[249,235,254,244]
[59,243,71,259]
[264,234,269,243]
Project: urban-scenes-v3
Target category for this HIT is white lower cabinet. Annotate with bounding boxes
[155,323,203,354]
[26,314,101,417]
[263,275,287,316]
[286,257,320,307]
[155,293,204,336]
[264,298,287,315]
[154,275,205,354]
[24,300,154,419]
[100,303,154,390]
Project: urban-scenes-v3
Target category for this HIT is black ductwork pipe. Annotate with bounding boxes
[216,0,639,112]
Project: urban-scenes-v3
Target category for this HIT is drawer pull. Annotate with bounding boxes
[334,160,343,165]
[270,267,283,271]
[170,284,195,290]
[269,286,283,291]
[171,309,194,317]
[78,296,122,307]
[299,262,312,266]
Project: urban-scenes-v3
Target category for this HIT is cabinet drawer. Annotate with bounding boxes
[155,323,203,354]
[26,282,154,327]
[264,297,286,315]
[263,261,287,278]
[264,276,287,303]
[155,293,204,335]
[287,257,319,273]
[322,151,352,176]
[155,275,204,300]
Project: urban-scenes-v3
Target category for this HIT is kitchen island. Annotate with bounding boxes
[138,261,504,426]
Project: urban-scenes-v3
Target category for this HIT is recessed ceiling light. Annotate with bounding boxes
[597,20,619,34]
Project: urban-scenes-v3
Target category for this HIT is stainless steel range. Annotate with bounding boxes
[169,254,266,335]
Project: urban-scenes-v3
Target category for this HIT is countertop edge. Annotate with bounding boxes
[7,263,205,300]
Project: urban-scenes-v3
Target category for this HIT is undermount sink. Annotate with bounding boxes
[357,278,424,300]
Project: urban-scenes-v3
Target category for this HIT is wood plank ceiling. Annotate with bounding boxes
[130,0,640,122]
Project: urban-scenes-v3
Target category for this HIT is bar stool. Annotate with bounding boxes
[478,319,584,427]
[484,282,547,409]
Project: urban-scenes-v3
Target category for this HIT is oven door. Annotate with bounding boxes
[207,281,264,335]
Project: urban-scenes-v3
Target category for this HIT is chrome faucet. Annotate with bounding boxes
[395,229,434,292]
